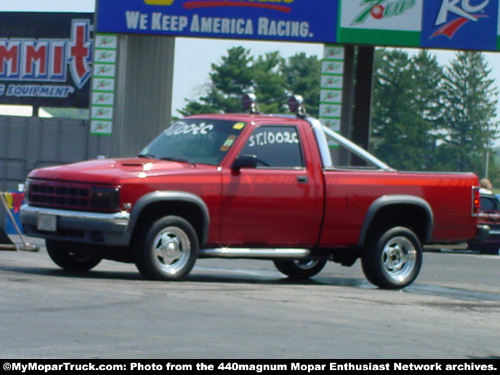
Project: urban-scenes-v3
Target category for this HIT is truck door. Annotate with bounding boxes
[220,125,321,247]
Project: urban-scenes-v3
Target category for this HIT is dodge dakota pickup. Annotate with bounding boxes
[20,96,486,289]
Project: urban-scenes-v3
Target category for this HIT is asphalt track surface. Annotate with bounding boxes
[1,236,499,359]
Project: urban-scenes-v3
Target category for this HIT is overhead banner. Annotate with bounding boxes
[96,0,338,43]
[337,0,500,51]
[421,0,499,51]
[498,6,500,49]
[0,12,93,108]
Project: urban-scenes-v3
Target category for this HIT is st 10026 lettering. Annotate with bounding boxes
[248,130,299,147]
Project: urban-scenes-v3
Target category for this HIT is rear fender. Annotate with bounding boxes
[358,195,434,247]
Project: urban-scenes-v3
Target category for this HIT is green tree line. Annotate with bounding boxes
[372,49,499,183]
[178,47,499,185]
[178,46,321,117]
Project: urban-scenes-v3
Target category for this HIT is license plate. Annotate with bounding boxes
[37,214,57,232]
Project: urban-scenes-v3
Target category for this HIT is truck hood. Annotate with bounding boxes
[27,158,208,185]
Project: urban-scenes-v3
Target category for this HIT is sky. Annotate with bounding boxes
[1,1,500,119]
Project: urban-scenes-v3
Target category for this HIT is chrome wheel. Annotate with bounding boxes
[381,236,417,283]
[362,226,423,289]
[152,226,191,275]
[135,215,199,281]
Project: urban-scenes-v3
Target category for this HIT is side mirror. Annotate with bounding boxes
[231,155,258,171]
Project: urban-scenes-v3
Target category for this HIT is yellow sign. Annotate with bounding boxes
[144,0,175,5]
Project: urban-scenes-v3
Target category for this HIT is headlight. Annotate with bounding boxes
[89,187,120,211]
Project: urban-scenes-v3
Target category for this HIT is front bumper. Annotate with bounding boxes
[20,204,131,247]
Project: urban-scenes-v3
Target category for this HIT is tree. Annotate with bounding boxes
[372,49,444,170]
[437,51,498,175]
[372,49,499,177]
[280,52,321,117]
[405,50,446,170]
[178,48,321,117]
[179,46,254,116]
[410,50,445,131]
[252,51,287,113]
[371,49,414,169]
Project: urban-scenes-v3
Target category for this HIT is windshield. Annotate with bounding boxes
[139,119,246,165]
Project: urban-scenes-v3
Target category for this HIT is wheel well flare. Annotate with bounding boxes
[129,194,209,247]
[362,202,432,246]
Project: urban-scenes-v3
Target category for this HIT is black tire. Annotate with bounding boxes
[45,240,102,271]
[135,215,199,281]
[273,258,327,279]
[361,227,422,289]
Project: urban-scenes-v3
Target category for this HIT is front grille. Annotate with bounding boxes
[29,181,91,210]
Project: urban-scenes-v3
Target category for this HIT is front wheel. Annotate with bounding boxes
[273,258,327,279]
[46,240,102,271]
[361,227,422,289]
[135,216,199,281]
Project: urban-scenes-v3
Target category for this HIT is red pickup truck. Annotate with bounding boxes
[20,96,486,289]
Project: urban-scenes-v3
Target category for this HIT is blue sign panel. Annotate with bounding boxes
[96,0,337,43]
[421,0,498,51]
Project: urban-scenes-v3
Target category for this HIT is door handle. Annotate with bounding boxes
[297,175,308,184]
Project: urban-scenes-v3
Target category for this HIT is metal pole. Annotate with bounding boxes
[485,150,489,179]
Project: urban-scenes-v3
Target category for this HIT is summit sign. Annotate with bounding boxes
[0,12,93,108]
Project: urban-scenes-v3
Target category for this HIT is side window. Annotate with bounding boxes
[239,126,304,169]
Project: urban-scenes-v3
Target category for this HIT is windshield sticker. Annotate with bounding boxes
[165,121,214,136]
[248,130,299,147]
[220,135,237,152]
[233,122,246,130]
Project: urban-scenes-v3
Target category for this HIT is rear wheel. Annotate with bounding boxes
[361,227,422,289]
[273,258,327,279]
[46,240,102,271]
[135,215,199,281]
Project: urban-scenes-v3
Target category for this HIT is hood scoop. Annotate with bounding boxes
[115,159,154,170]
[121,162,145,167]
